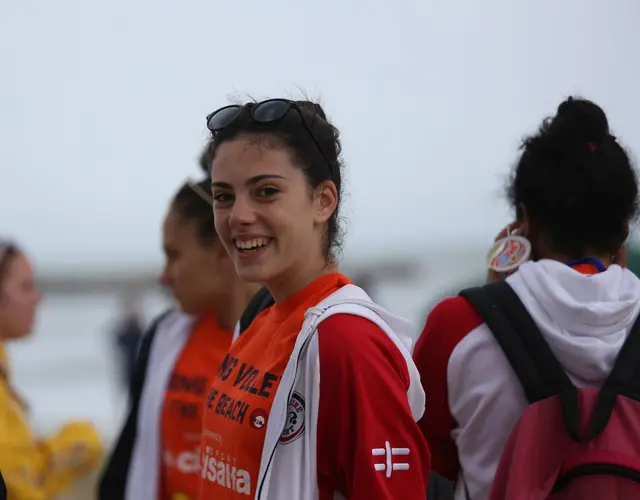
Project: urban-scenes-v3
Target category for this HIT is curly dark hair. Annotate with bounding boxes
[507,96,639,256]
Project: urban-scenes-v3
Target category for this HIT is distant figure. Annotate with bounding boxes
[112,297,145,390]
[0,239,103,498]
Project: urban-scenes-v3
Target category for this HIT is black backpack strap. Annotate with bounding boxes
[586,311,640,438]
[426,471,455,500]
[239,286,275,334]
[459,281,581,441]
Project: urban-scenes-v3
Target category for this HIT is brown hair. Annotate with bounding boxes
[0,242,18,286]
[0,241,29,410]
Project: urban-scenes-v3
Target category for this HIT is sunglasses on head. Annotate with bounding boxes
[185,178,213,206]
[205,98,335,179]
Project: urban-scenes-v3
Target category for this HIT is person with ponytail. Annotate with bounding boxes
[414,97,640,499]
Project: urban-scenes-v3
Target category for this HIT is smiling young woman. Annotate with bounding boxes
[197,98,430,500]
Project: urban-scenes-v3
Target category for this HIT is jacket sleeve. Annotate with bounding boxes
[413,296,483,481]
[316,314,431,500]
[97,309,171,500]
[0,383,102,500]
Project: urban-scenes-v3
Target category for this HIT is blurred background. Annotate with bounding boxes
[2,0,640,497]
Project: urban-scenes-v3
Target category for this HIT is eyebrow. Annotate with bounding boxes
[211,174,286,190]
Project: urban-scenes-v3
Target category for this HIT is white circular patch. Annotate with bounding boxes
[279,392,305,444]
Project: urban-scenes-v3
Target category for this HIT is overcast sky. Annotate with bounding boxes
[2,0,639,272]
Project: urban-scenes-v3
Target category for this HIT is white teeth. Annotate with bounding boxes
[235,238,270,250]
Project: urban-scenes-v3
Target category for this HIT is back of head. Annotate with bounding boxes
[171,177,216,245]
[508,97,639,257]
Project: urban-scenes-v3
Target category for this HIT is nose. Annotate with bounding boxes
[228,194,257,228]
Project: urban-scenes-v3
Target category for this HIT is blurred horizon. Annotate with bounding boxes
[4,0,640,271]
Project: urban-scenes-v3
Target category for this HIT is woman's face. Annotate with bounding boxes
[0,252,41,340]
[210,136,337,286]
[160,208,237,315]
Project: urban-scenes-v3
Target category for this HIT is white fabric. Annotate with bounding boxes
[252,284,425,500]
[124,310,195,500]
[448,260,640,500]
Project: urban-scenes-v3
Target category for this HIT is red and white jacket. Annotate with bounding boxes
[249,284,430,499]
[414,259,640,500]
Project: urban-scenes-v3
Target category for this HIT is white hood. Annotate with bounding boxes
[311,284,425,420]
[508,259,640,384]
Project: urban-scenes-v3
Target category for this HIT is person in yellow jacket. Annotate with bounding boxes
[0,239,103,499]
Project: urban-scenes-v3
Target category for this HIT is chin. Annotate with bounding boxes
[235,262,276,284]
[176,298,198,316]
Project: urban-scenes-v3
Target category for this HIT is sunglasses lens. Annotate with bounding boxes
[253,100,291,123]
[207,106,242,132]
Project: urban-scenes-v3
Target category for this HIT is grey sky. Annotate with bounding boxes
[1,0,638,272]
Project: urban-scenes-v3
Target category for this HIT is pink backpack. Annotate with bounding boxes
[460,281,640,500]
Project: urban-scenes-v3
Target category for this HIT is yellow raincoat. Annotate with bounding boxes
[0,344,103,499]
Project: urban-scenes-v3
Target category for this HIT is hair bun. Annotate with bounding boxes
[549,96,609,144]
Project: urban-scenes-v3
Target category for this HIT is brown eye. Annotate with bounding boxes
[213,192,233,203]
[257,186,279,197]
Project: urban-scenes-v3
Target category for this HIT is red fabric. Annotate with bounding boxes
[317,314,431,499]
[561,450,640,476]
[412,296,483,480]
[198,273,350,499]
[489,389,640,500]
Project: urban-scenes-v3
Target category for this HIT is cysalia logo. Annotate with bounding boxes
[163,447,200,474]
[201,446,251,495]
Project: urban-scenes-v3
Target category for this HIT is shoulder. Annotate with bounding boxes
[151,308,188,331]
[317,313,409,387]
[147,308,192,340]
[413,295,484,369]
[137,308,192,363]
[426,295,482,331]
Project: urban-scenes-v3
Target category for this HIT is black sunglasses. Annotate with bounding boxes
[206,98,335,179]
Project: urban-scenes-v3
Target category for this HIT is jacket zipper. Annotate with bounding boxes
[256,332,315,499]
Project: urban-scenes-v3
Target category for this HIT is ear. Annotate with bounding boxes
[517,203,531,239]
[312,180,338,226]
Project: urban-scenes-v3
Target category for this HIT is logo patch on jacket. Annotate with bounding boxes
[280,392,305,444]
[249,408,268,430]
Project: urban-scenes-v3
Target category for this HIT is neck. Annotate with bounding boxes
[212,281,261,331]
[538,249,612,267]
[267,255,338,303]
